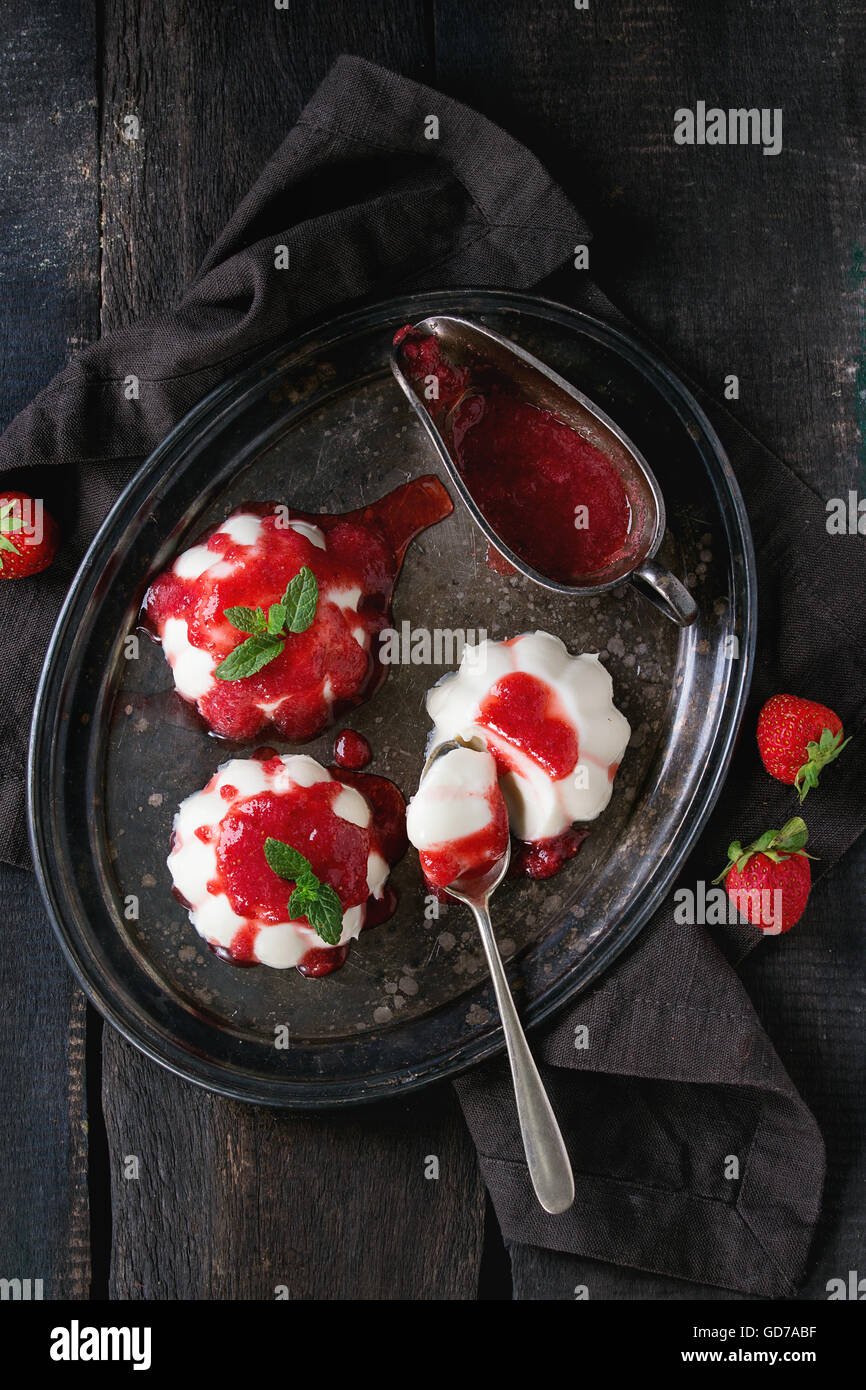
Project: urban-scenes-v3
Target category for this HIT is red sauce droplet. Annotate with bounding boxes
[363,882,398,929]
[297,943,350,978]
[194,825,213,843]
[485,543,517,576]
[478,672,579,779]
[211,941,258,968]
[510,828,588,880]
[333,729,372,770]
[220,783,237,800]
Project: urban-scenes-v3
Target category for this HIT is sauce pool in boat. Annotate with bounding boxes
[394,325,637,582]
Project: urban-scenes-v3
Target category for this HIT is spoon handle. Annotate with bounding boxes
[469,901,575,1215]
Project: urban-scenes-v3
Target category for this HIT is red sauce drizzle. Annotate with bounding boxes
[478,672,579,780]
[509,827,589,880]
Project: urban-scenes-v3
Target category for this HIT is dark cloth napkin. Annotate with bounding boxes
[3,56,864,1297]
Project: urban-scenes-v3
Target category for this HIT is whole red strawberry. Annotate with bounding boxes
[757,693,850,802]
[713,817,813,934]
[0,491,59,578]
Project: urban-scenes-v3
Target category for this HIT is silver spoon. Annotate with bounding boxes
[421,739,575,1215]
[391,315,697,627]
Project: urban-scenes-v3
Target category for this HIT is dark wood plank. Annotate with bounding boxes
[0,0,99,1298]
[435,0,865,496]
[104,1044,484,1300]
[98,0,486,1300]
[0,870,92,1298]
[433,0,865,1299]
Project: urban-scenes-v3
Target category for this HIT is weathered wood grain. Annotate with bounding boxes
[435,0,865,497]
[0,0,100,1299]
[104,1043,485,1300]
[97,0,486,1301]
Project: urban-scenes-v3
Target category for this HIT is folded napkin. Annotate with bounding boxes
[3,55,863,1297]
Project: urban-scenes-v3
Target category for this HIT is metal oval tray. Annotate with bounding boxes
[28,290,756,1107]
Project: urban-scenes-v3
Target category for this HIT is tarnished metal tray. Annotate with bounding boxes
[28,291,756,1106]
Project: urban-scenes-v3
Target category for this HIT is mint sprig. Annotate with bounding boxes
[216,566,318,681]
[264,835,343,945]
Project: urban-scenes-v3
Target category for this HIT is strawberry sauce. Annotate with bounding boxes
[143,476,452,742]
[418,798,509,889]
[478,672,579,780]
[394,326,634,582]
[333,729,373,770]
[510,828,588,880]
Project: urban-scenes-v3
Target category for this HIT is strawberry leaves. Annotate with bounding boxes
[794,726,851,802]
[216,566,318,681]
[713,817,815,884]
[264,835,343,945]
[0,500,23,569]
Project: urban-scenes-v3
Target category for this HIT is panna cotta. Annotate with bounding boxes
[168,753,406,975]
[406,744,509,888]
[425,631,631,871]
[143,477,452,742]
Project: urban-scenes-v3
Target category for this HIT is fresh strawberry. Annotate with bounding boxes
[0,491,59,578]
[713,817,813,934]
[757,693,850,802]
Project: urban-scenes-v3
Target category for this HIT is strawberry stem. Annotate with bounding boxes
[794,727,850,802]
[713,817,814,884]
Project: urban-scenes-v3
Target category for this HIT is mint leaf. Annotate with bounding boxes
[215,634,284,680]
[300,882,343,945]
[267,602,286,635]
[264,837,311,881]
[224,605,268,636]
[287,886,308,919]
[281,566,318,633]
[264,835,343,945]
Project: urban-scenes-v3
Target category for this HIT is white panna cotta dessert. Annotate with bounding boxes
[168,753,395,974]
[426,631,631,846]
[406,744,509,888]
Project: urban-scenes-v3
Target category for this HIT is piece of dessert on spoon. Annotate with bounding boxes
[407,738,575,1215]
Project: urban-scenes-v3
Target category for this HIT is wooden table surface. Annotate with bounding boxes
[1,1,863,1301]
